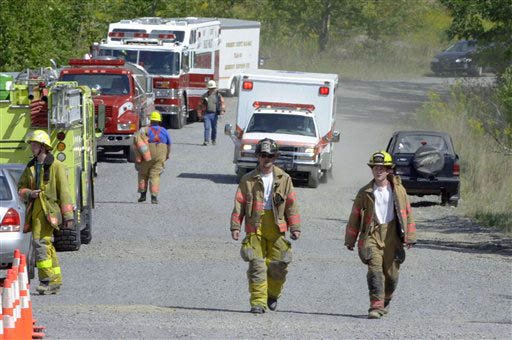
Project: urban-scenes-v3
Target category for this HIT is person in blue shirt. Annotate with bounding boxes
[136,111,171,204]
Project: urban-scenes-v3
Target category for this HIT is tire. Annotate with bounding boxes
[54,212,82,252]
[228,78,238,97]
[170,97,187,129]
[236,167,247,183]
[470,66,483,77]
[308,168,320,188]
[80,180,93,245]
[320,170,328,183]
[413,145,445,178]
[125,145,136,163]
[28,238,35,281]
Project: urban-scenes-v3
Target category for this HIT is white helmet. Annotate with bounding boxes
[207,80,217,89]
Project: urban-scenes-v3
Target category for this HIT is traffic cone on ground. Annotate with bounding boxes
[8,270,20,340]
[19,255,31,339]
[1,281,4,340]
[2,276,15,340]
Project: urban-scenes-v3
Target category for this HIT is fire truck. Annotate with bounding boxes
[94,17,221,129]
[0,68,105,251]
[59,59,154,162]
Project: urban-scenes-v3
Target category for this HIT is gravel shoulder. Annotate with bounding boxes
[25,75,512,339]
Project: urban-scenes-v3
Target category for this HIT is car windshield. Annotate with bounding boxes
[394,135,451,154]
[0,176,12,201]
[98,48,180,76]
[445,41,476,53]
[61,74,130,95]
[246,114,316,137]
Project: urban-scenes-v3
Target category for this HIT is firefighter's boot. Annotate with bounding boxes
[368,309,383,319]
[151,195,158,204]
[37,282,61,295]
[267,297,278,311]
[138,191,147,202]
[250,305,265,314]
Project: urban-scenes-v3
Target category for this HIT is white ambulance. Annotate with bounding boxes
[224,69,340,188]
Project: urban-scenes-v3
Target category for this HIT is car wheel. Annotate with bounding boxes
[308,168,320,188]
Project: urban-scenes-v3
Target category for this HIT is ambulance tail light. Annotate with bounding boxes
[242,81,253,90]
[108,32,125,38]
[319,86,329,95]
[0,208,21,232]
[134,33,149,38]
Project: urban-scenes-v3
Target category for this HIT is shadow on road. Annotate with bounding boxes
[162,305,367,319]
[411,201,439,208]
[178,172,237,184]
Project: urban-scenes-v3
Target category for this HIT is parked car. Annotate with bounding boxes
[430,40,483,77]
[386,131,460,206]
[0,164,35,280]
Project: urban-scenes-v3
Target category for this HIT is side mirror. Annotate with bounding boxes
[332,130,341,143]
[224,123,233,136]
[50,59,58,69]
[97,104,106,131]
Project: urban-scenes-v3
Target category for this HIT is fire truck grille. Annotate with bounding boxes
[278,146,298,153]
[95,105,114,118]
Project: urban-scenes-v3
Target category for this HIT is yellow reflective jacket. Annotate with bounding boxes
[230,166,301,233]
[18,154,74,230]
[344,175,416,247]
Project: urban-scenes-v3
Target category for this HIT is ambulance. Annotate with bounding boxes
[224,69,340,188]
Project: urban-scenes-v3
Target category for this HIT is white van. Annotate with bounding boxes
[225,69,340,188]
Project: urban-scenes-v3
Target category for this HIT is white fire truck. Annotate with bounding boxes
[94,17,260,129]
[224,69,340,188]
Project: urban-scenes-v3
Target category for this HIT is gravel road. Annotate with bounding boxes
[28,75,512,339]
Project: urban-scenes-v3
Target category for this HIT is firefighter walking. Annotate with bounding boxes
[135,111,171,204]
[199,80,225,145]
[344,151,416,319]
[230,138,301,314]
[18,130,74,295]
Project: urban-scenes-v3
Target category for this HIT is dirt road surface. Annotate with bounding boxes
[29,76,512,339]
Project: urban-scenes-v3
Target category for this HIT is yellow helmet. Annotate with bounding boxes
[368,150,394,167]
[150,111,162,122]
[25,130,52,150]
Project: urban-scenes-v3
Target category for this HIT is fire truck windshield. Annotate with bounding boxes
[61,74,131,95]
[98,48,180,76]
[247,113,317,137]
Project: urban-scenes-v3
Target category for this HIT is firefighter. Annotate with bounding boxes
[136,111,171,204]
[17,130,74,295]
[199,80,225,145]
[230,138,301,314]
[344,151,416,319]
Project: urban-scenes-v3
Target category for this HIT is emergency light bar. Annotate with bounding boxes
[253,101,315,112]
[158,34,176,40]
[68,59,125,66]
[109,32,125,38]
[109,31,177,42]
[134,32,150,38]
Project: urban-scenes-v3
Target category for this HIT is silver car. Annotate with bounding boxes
[0,164,35,280]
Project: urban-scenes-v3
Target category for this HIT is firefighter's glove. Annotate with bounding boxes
[30,190,41,199]
[346,245,354,251]
[231,230,240,241]
[290,231,300,240]
[62,220,74,229]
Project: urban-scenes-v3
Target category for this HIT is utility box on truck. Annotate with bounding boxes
[225,69,340,188]
[217,19,260,96]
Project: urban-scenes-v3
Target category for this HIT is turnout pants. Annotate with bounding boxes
[137,144,166,196]
[366,219,401,311]
[240,210,292,308]
[32,200,62,285]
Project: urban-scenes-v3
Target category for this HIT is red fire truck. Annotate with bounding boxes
[59,59,154,162]
[94,17,220,129]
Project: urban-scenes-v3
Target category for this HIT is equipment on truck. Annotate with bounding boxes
[59,58,154,162]
[225,69,341,188]
[0,68,105,251]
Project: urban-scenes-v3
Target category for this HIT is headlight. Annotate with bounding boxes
[455,57,471,63]
[304,147,315,154]
[432,58,439,63]
[242,144,254,150]
[118,102,134,117]
[118,123,136,131]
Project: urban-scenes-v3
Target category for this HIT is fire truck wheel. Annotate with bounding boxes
[308,168,320,188]
[320,170,328,184]
[170,112,185,129]
[125,145,136,163]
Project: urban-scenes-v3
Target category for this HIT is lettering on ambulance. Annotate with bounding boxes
[225,41,253,48]
[225,63,250,70]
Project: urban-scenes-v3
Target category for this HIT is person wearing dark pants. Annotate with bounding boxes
[200,80,225,145]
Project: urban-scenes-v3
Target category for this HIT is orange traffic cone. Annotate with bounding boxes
[1,281,4,340]
[19,255,31,339]
[2,276,15,340]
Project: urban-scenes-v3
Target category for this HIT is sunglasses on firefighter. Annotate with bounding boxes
[259,154,276,159]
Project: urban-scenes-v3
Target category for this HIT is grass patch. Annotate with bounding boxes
[418,84,512,233]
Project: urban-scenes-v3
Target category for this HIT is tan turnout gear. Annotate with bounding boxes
[18,154,74,286]
[231,166,300,309]
[345,174,415,314]
[135,127,167,196]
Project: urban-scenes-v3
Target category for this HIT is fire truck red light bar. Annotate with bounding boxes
[68,59,125,66]
[158,34,176,39]
[242,81,253,90]
[253,101,315,111]
[319,86,329,95]
[134,33,149,38]
[108,32,125,38]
